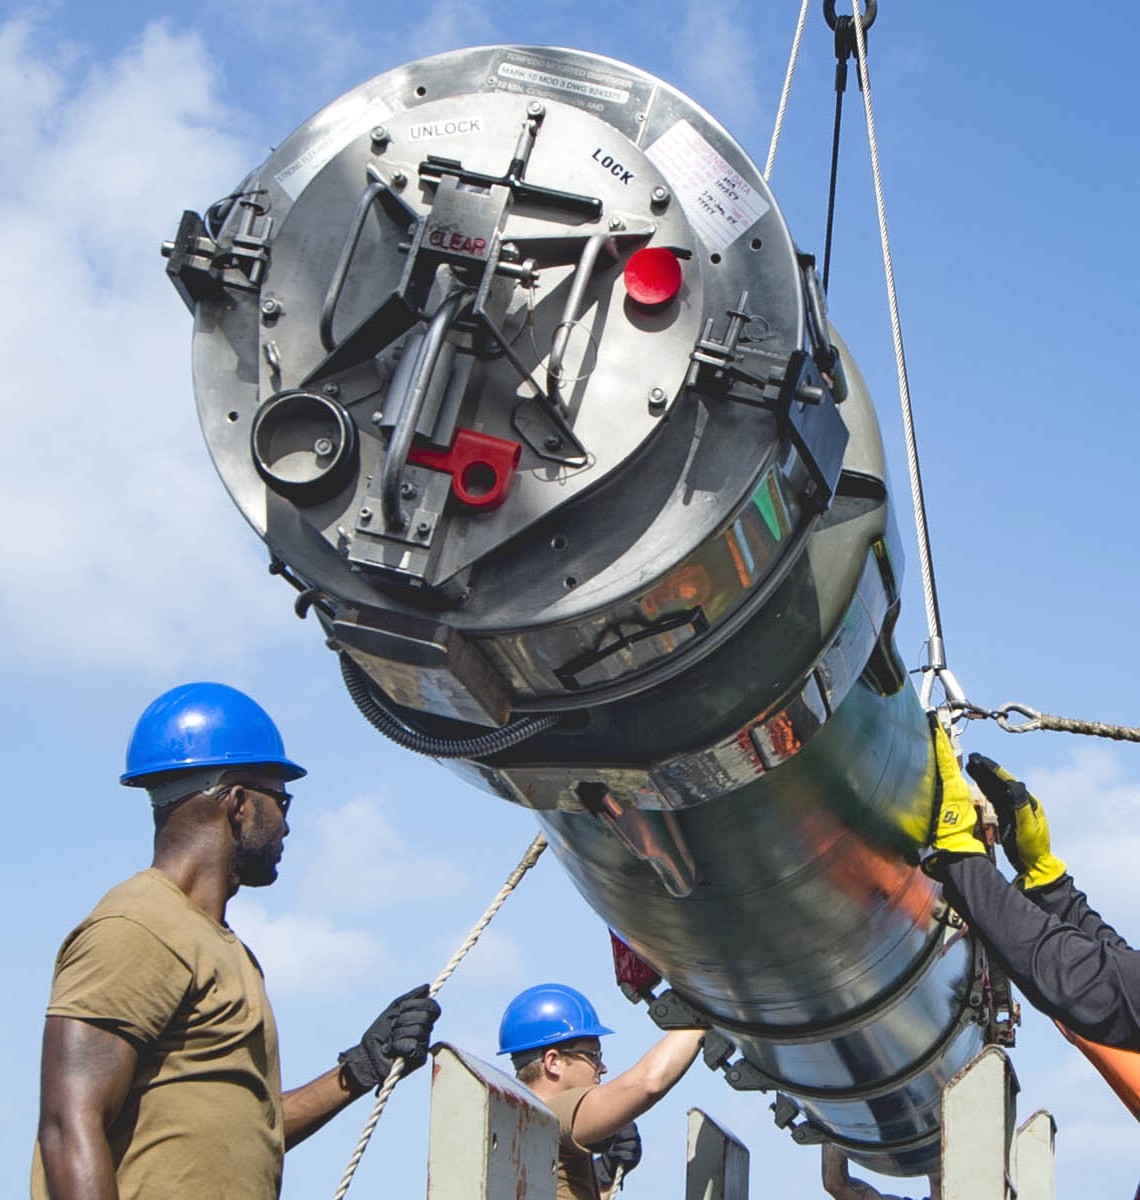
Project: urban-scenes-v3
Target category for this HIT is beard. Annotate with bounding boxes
[236,797,283,887]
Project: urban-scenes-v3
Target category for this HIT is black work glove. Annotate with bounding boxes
[594,1122,642,1191]
[965,753,1066,891]
[338,984,440,1090]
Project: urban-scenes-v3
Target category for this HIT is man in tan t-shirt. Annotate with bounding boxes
[33,682,440,1200]
[498,983,705,1200]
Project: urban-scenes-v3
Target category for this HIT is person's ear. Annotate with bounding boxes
[544,1047,563,1080]
[223,785,249,835]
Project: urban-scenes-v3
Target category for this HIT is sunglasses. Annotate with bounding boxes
[561,1047,604,1069]
[228,780,293,815]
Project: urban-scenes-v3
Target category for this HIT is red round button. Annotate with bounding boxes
[623,247,683,306]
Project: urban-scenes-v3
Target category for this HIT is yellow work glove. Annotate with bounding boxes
[965,754,1066,892]
[921,718,987,878]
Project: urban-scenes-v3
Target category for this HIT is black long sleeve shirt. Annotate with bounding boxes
[940,858,1140,1050]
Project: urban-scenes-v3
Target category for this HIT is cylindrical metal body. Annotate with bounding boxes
[171,46,984,1175]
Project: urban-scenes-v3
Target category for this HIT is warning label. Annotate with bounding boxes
[275,98,394,201]
[646,120,769,252]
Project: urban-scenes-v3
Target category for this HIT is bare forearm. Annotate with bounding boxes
[283,1065,366,1148]
[632,1029,705,1098]
[574,1029,704,1144]
[39,1121,120,1200]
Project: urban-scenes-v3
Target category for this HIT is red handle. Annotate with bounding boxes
[408,429,522,510]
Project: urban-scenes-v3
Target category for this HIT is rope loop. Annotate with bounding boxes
[993,702,1043,734]
[993,704,1140,743]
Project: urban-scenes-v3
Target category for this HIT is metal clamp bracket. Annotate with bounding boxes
[775,350,849,512]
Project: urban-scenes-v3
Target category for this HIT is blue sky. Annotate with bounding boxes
[2,1,1138,1194]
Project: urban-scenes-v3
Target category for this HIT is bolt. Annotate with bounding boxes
[400,481,418,499]
[322,382,340,397]
[500,242,520,262]
[416,520,432,538]
[359,507,372,523]
[313,437,334,456]
[728,1069,740,1083]
[648,386,667,413]
[527,101,545,118]
[651,185,671,208]
[543,433,562,451]
[371,410,385,426]
[370,125,389,147]
[608,216,625,231]
[390,170,407,188]
[260,297,281,317]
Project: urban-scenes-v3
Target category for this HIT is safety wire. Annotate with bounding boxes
[332,832,548,1200]
[844,2,967,716]
[843,5,1140,744]
[765,0,812,181]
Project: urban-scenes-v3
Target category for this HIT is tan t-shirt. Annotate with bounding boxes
[31,869,284,1200]
[545,1084,601,1200]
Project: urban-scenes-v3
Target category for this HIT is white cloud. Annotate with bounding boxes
[0,19,299,672]
[670,0,771,140]
[227,896,384,995]
[1023,746,1140,937]
[404,0,497,61]
[432,925,524,990]
[0,17,66,166]
[208,0,369,105]
[296,796,467,913]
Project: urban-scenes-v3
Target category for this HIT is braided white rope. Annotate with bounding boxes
[765,0,812,181]
[332,832,548,1200]
[849,1,942,652]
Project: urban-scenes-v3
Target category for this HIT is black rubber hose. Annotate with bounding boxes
[339,651,560,760]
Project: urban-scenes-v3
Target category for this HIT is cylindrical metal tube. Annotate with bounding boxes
[173,46,988,1177]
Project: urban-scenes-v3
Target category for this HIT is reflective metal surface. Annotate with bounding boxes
[170,46,990,1176]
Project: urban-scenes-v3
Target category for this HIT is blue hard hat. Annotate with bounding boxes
[121,682,306,787]
[497,983,614,1055]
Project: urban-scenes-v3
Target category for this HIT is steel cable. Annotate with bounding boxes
[848,3,948,674]
[765,0,812,182]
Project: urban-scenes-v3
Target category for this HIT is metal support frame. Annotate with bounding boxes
[1014,1111,1057,1200]
[687,1108,749,1200]
[427,1043,558,1199]
[941,1046,1056,1200]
